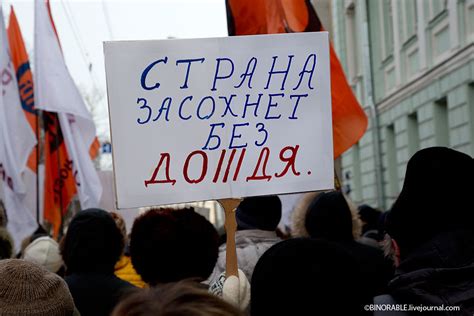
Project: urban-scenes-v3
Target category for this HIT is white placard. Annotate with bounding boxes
[104,32,333,209]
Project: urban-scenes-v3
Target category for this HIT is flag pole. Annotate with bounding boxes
[35,109,41,224]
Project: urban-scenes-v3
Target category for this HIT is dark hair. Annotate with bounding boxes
[130,208,219,286]
[112,281,242,316]
[0,228,13,259]
[60,208,124,274]
[305,191,354,241]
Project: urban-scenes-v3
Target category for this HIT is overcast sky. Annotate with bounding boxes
[1,0,228,139]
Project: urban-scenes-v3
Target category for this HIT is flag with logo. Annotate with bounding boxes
[0,6,38,251]
[7,7,40,223]
[35,0,102,236]
[226,0,368,157]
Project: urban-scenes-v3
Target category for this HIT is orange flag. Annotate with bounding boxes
[7,7,37,172]
[226,0,368,158]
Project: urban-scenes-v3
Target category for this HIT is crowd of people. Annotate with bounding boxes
[0,146,473,315]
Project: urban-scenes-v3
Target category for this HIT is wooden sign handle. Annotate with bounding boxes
[218,198,242,278]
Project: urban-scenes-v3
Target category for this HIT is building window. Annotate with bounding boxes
[401,0,417,42]
[467,0,474,43]
[345,4,359,82]
[379,0,394,59]
[407,112,420,155]
[428,0,447,21]
[434,97,449,146]
[386,124,399,199]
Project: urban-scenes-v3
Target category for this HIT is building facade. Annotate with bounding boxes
[332,0,474,210]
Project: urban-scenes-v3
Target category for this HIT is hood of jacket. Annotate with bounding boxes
[389,230,474,315]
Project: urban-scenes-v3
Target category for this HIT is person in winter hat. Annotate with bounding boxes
[61,208,135,316]
[112,281,243,316]
[251,238,369,316]
[0,259,78,315]
[111,211,147,288]
[380,147,474,314]
[208,195,282,285]
[130,207,219,286]
[304,191,394,297]
[22,236,63,273]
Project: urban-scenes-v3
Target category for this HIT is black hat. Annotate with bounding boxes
[386,147,474,254]
[305,191,354,241]
[236,196,282,231]
[251,238,367,316]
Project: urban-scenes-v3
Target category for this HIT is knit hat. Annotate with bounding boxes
[0,227,13,259]
[305,191,354,241]
[386,147,474,254]
[0,259,75,315]
[23,236,63,273]
[235,196,282,231]
[251,238,368,316]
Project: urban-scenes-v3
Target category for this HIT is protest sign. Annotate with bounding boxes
[104,32,333,209]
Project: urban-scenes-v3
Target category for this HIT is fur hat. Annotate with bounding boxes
[23,236,63,273]
[0,259,75,315]
[386,147,474,254]
[236,196,282,231]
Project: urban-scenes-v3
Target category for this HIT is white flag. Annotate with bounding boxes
[34,0,102,209]
[0,7,38,252]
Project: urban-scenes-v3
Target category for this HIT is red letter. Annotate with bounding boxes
[246,147,271,182]
[212,149,226,183]
[144,153,176,187]
[183,150,208,184]
[233,149,246,181]
[275,145,301,178]
[222,149,237,183]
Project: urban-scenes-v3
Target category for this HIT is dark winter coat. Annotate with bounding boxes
[387,229,474,316]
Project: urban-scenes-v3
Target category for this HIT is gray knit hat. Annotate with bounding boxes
[0,259,75,315]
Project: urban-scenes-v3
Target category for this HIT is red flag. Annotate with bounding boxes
[226,0,368,157]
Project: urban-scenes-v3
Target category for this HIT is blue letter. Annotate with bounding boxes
[293,54,316,90]
[265,93,283,120]
[153,97,172,122]
[234,57,257,89]
[179,96,193,120]
[211,58,234,91]
[229,123,249,149]
[264,55,294,90]
[202,123,225,150]
[176,58,205,89]
[136,98,152,124]
[219,94,238,118]
[242,93,263,118]
[289,94,308,119]
[140,57,168,90]
[255,123,268,147]
[197,96,216,120]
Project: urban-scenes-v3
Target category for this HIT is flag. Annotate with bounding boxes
[7,7,39,223]
[226,0,368,158]
[35,0,102,236]
[0,6,38,251]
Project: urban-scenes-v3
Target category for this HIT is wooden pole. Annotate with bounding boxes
[218,198,241,278]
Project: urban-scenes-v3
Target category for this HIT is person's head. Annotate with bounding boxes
[112,281,242,316]
[305,191,358,242]
[0,227,13,259]
[235,195,282,231]
[130,208,219,286]
[358,204,382,234]
[110,211,128,246]
[385,147,474,260]
[61,208,124,274]
[23,236,63,273]
[0,259,75,315]
[251,238,367,315]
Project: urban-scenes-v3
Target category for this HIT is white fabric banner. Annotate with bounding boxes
[34,0,102,209]
[0,7,38,252]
